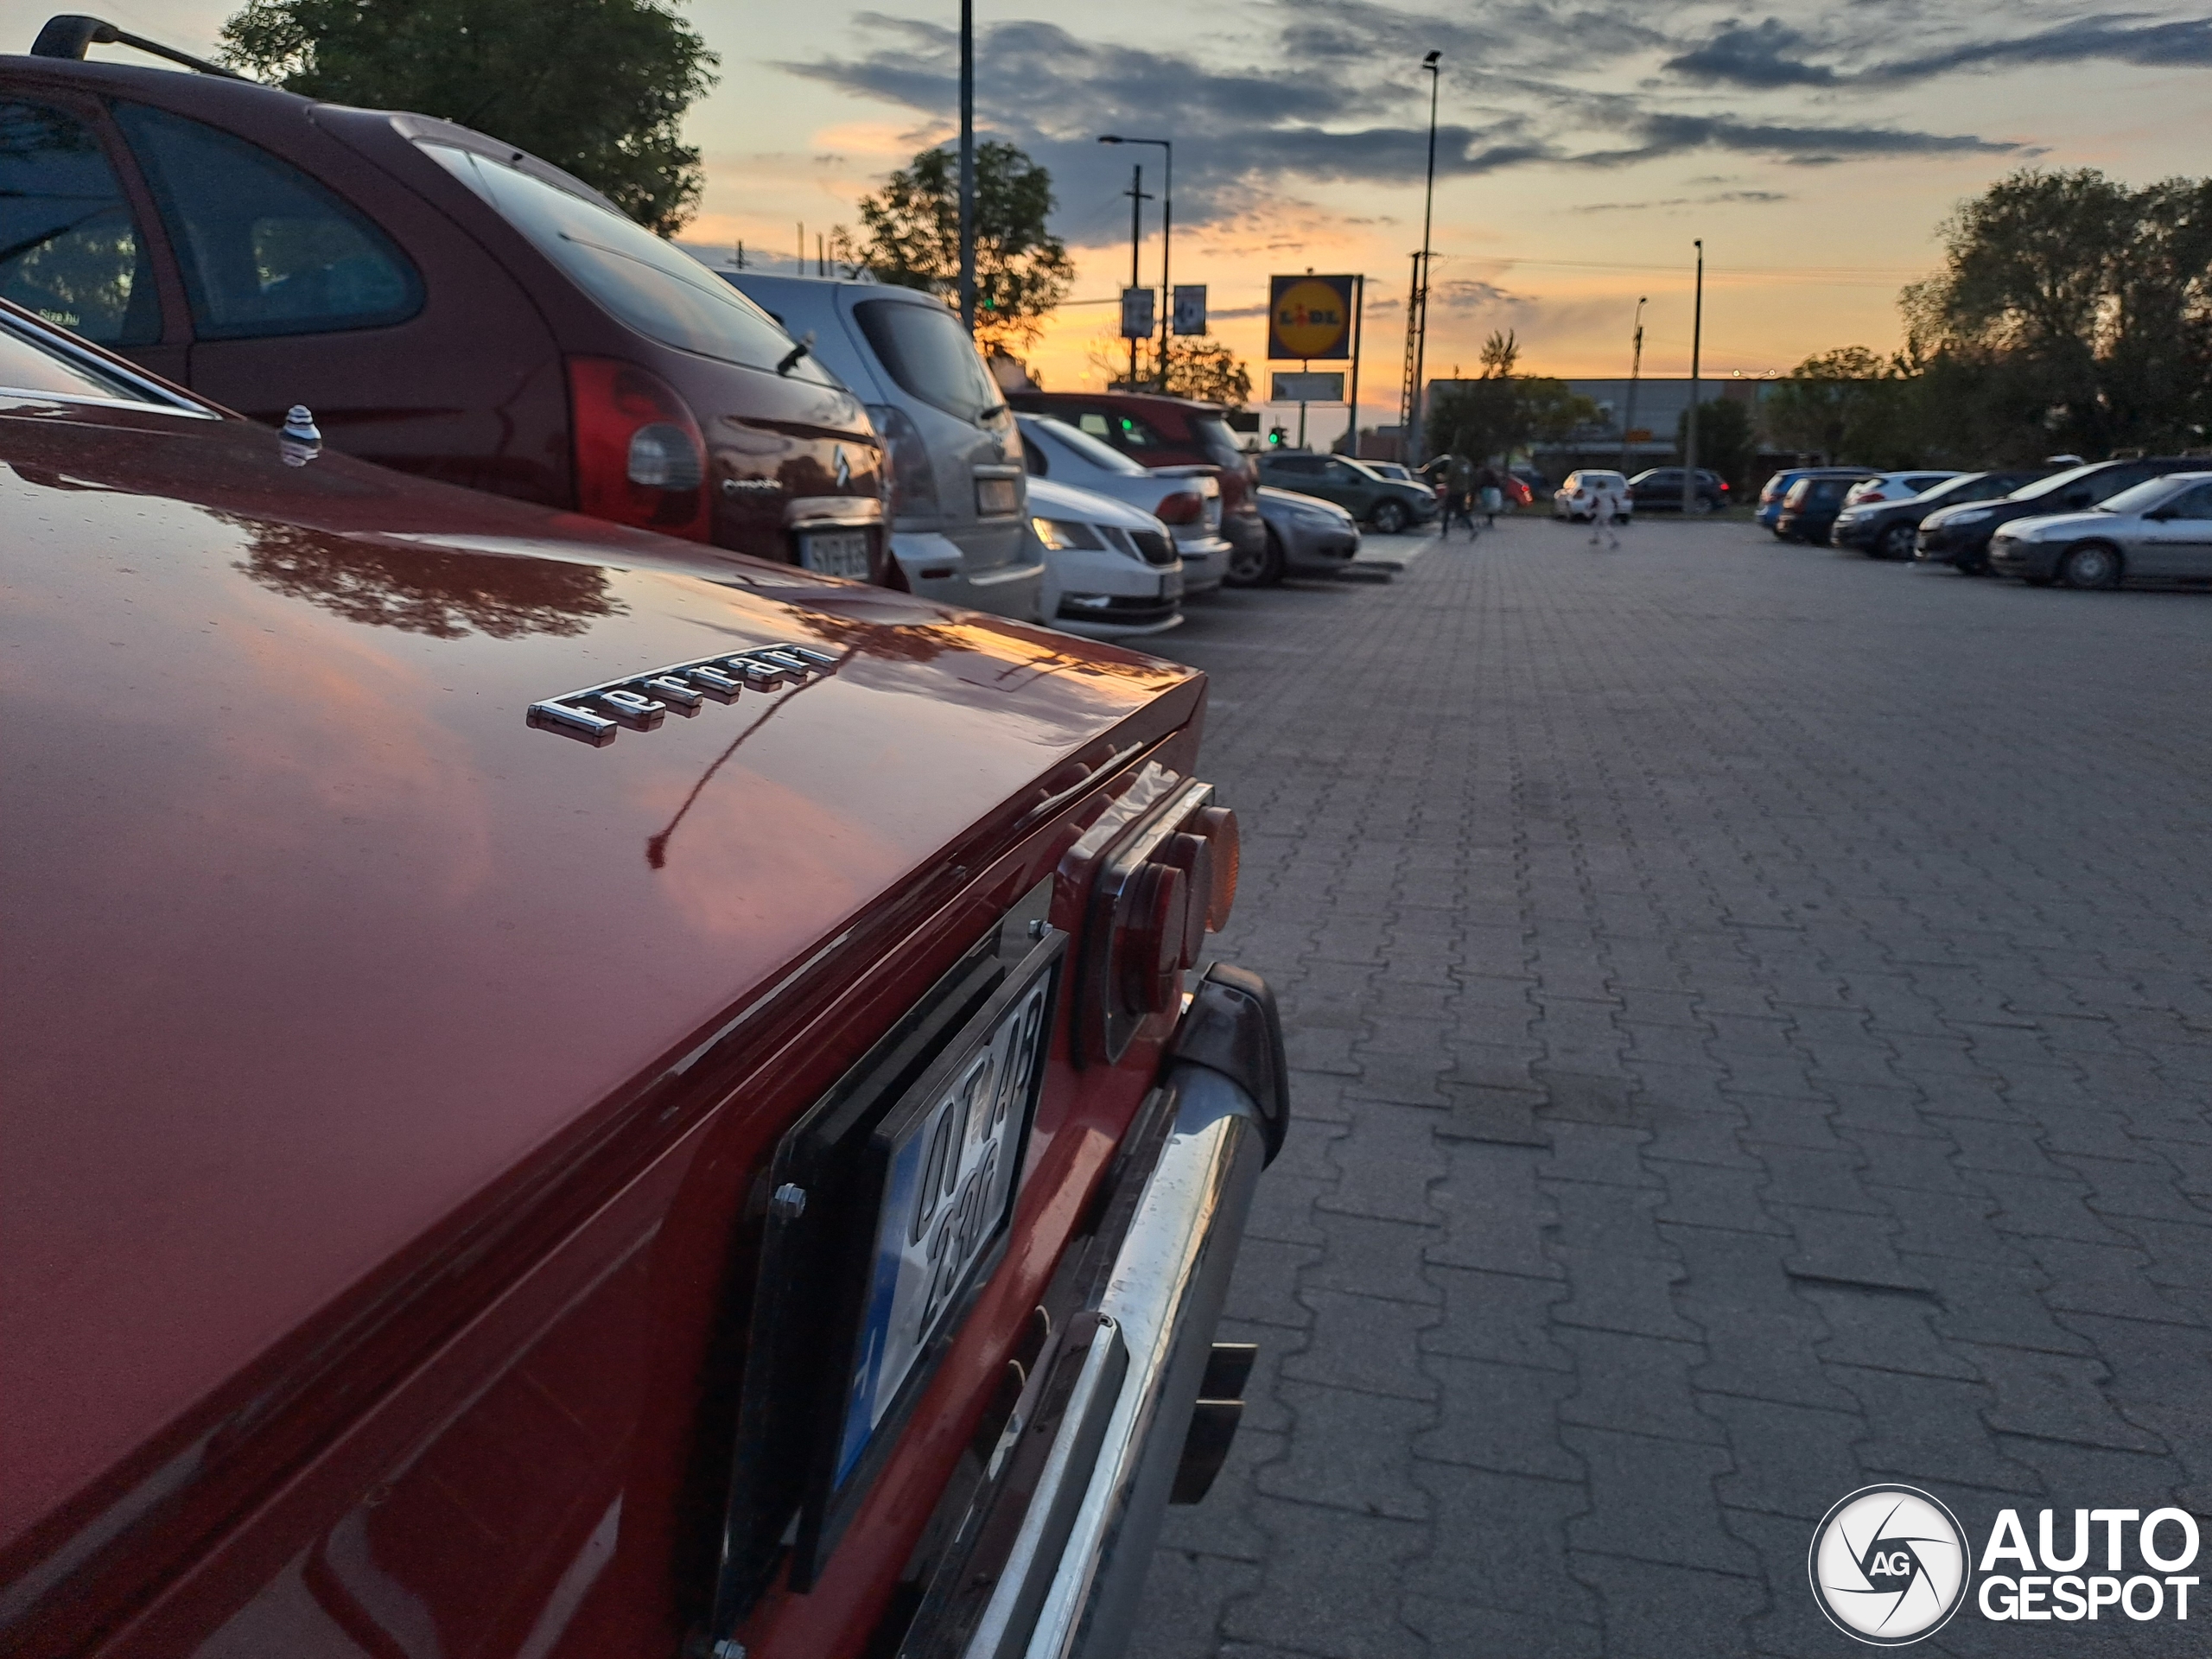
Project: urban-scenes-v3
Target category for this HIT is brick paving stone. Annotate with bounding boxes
[1128,521,2212,1656]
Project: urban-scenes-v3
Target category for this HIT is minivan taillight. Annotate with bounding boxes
[568,357,709,541]
[1154,491,1205,525]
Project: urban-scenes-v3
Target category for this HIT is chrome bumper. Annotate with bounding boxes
[900,967,1287,1659]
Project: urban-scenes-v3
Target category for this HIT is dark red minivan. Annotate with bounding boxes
[0,23,887,577]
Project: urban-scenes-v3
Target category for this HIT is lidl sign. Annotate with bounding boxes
[1268,275,1355,360]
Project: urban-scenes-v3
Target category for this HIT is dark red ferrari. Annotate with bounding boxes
[0,300,1285,1658]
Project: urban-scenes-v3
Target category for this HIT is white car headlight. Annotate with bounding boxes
[1031,516,1104,550]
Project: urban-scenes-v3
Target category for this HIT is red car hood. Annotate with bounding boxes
[0,403,1199,1565]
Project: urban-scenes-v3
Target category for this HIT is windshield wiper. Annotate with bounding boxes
[776,331,815,377]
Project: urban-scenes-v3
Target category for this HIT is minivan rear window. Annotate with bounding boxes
[852,299,1000,423]
[421,143,810,376]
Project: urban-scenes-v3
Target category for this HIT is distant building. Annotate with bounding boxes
[1419,375,1776,467]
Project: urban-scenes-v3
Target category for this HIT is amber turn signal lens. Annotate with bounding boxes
[1192,806,1239,931]
[1116,861,1190,1016]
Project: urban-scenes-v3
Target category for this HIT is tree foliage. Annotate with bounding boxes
[1427,374,1596,466]
[1084,334,1253,406]
[219,0,717,235]
[1677,396,1756,490]
[1758,346,1922,465]
[832,142,1073,352]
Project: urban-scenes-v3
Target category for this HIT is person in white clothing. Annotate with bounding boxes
[1587,480,1621,550]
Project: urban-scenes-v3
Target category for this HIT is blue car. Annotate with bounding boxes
[1756,467,1869,532]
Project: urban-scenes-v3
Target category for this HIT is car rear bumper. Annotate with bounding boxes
[898,966,1287,1659]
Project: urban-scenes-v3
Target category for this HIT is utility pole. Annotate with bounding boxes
[1122,165,1151,387]
[1682,240,1703,515]
[1619,296,1645,474]
[1099,136,1173,390]
[1396,250,1422,461]
[958,0,976,333]
[1404,49,1442,466]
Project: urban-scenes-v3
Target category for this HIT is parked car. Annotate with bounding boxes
[0,296,1286,1659]
[725,273,1041,618]
[1756,467,1869,531]
[3,29,888,577]
[1255,486,1363,582]
[1256,451,1440,533]
[1027,474,1185,634]
[1627,467,1730,512]
[1014,411,1225,594]
[1773,474,1864,543]
[1006,389,1264,568]
[1915,456,2204,573]
[1363,460,1416,483]
[1989,470,2212,588]
[1830,468,2054,559]
[1551,468,1633,523]
[1841,468,1961,507]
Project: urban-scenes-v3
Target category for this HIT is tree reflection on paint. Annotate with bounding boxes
[233,520,625,639]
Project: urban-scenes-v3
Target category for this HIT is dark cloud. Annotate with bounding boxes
[783,8,2029,240]
[1572,188,1792,211]
[1664,12,2212,90]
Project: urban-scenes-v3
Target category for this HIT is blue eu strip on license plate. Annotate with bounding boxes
[831,965,1055,1484]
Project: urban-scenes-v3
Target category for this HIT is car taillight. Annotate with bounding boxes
[567,357,709,541]
[1154,491,1205,525]
[866,403,940,515]
[1090,786,1240,1060]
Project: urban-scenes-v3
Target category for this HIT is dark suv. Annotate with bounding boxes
[1,25,885,576]
[1006,389,1262,563]
[1915,457,2203,573]
[1627,467,1729,513]
[1255,451,1440,533]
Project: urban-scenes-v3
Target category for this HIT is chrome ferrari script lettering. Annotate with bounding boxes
[527,643,838,746]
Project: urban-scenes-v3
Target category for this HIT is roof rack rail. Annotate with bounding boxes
[29,13,246,79]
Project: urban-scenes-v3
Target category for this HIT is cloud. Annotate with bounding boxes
[781,10,2024,239]
[1663,11,2212,90]
[1572,188,1793,212]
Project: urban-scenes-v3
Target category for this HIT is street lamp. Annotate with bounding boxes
[1403,50,1441,466]
[958,0,974,333]
[1682,239,1703,516]
[1618,295,1646,474]
[1100,135,1172,390]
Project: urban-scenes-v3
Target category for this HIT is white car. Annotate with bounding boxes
[1552,469,1632,523]
[1842,469,1963,507]
[1015,412,1229,594]
[1026,475,1185,638]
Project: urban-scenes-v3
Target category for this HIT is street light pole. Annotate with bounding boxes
[1618,296,1645,474]
[1121,163,1150,387]
[1100,135,1171,388]
[1681,239,1703,516]
[957,0,975,334]
[1405,49,1441,466]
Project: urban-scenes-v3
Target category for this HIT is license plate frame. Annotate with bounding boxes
[711,883,1064,1617]
[798,527,873,580]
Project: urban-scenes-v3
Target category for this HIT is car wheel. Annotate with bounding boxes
[1370,500,1408,535]
[1878,523,1915,560]
[1688,494,1714,515]
[1226,527,1285,588]
[2058,542,2121,590]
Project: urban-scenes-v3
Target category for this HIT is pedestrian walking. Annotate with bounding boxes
[1476,463,1503,527]
[1587,476,1622,550]
[1441,452,1478,537]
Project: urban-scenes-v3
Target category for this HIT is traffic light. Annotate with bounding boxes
[1267,424,1287,448]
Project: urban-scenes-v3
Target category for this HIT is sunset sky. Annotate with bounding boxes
[16,0,2210,443]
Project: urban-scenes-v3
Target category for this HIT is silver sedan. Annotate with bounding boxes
[1989,471,2212,588]
[1248,487,1362,585]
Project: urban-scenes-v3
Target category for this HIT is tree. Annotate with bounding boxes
[1676,397,1755,491]
[219,0,716,235]
[1478,328,1521,378]
[832,142,1074,352]
[1427,374,1595,466]
[1084,334,1252,406]
[1759,346,1922,465]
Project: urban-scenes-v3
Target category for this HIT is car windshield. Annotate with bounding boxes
[1918,473,1992,505]
[853,299,1001,423]
[418,143,812,377]
[2098,476,2191,514]
[1192,415,1253,474]
[0,310,194,408]
[2007,462,2102,501]
[1025,415,1143,474]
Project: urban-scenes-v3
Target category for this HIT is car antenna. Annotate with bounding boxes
[30,14,249,78]
[776,331,815,377]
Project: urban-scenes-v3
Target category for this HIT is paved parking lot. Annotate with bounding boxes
[1132,515,2212,1657]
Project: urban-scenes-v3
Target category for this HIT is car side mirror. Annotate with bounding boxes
[2144,506,2175,521]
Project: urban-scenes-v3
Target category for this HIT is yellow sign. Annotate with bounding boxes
[1268,275,1355,360]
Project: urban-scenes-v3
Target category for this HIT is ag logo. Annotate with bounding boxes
[1808,1485,1969,1645]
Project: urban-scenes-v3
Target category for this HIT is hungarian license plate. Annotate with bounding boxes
[799,528,872,580]
[1162,568,1185,600]
[830,957,1056,1484]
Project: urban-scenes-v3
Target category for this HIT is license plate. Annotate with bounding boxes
[799,528,872,579]
[830,958,1056,1484]
[1162,569,1184,600]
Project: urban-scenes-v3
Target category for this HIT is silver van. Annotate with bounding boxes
[720,274,1043,620]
